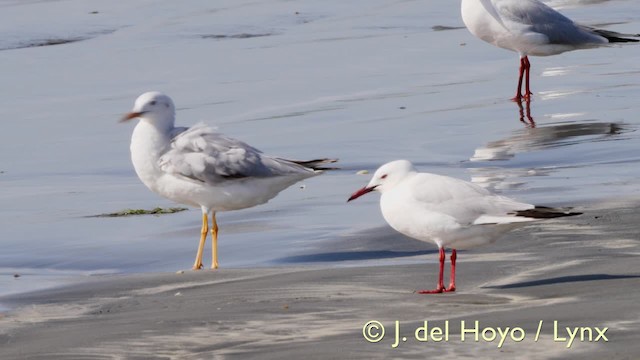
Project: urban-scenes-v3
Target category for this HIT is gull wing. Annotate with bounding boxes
[159,123,314,184]
[490,0,605,45]
[406,173,535,226]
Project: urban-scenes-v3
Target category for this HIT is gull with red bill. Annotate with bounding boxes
[121,91,336,270]
[461,0,639,101]
[348,160,580,294]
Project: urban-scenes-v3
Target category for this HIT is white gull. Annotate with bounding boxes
[461,0,639,100]
[348,160,580,294]
[121,91,336,270]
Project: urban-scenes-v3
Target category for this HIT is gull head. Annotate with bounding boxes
[348,160,415,202]
[120,91,176,128]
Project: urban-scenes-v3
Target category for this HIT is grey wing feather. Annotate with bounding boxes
[494,0,606,45]
[159,123,314,183]
[409,173,533,226]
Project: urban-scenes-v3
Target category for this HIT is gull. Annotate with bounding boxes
[461,0,639,100]
[121,91,336,270]
[348,160,580,294]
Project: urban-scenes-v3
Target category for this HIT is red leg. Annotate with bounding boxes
[418,247,446,294]
[445,249,457,292]
[523,56,533,99]
[511,57,526,102]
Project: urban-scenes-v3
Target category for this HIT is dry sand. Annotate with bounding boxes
[1,201,639,359]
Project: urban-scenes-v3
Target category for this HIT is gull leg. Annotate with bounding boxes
[445,249,457,292]
[418,247,446,294]
[511,56,526,102]
[211,212,219,270]
[523,56,533,99]
[192,212,208,270]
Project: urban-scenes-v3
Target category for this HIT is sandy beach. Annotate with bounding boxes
[1,0,640,358]
[1,200,639,359]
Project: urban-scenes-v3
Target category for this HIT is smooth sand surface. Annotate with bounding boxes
[1,202,639,359]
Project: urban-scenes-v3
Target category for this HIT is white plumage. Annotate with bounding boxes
[123,91,335,269]
[348,160,580,293]
[461,0,639,100]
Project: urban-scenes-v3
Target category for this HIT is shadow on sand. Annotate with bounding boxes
[276,249,435,263]
[483,273,640,289]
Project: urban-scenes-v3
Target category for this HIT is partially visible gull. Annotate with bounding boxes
[461,0,639,100]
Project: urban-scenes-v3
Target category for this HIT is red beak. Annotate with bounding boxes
[347,186,377,202]
[119,111,146,123]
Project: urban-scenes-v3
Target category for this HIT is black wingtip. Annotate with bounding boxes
[288,158,340,171]
[592,29,640,43]
[512,206,582,219]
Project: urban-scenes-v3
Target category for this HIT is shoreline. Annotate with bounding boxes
[1,201,639,359]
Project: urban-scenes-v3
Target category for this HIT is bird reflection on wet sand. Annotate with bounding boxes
[516,98,535,128]
[469,120,630,191]
[471,121,627,162]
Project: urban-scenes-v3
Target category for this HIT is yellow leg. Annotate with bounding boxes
[211,212,219,269]
[192,212,208,270]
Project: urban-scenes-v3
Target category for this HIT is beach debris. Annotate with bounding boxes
[1,29,116,51]
[30,38,84,47]
[356,170,369,175]
[201,33,273,40]
[13,274,20,278]
[176,270,185,274]
[174,292,182,297]
[89,207,188,217]
[432,25,466,32]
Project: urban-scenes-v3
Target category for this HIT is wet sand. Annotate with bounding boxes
[1,200,639,359]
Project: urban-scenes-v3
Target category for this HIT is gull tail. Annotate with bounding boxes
[512,206,582,219]
[284,158,339,171]
[591,28,640,43]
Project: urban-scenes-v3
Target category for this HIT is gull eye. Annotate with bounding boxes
[150,100,157,106]
[381,174,388,179]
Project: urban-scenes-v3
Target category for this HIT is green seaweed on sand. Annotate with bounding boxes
[90,207,188,217]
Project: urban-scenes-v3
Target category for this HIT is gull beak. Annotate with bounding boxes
[119,111,146,123]
[347,185,377,202]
